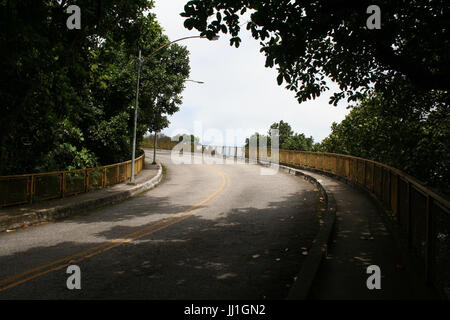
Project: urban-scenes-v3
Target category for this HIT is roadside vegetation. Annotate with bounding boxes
[0,0,189,175]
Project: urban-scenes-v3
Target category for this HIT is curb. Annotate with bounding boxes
[257,161,337,300]
[0,162,163,233]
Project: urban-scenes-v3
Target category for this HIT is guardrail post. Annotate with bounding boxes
[356,159,360,183]
[363,161,367,187]
[345,158,349,179]
[348,158,352,181]
[338,156,342,175]
[424,195,433,284]
[31,175,35,204]
[84,169,89,192]
[392,174,399,219]
[406,182,412,248]
[28,175,34,204]
[102,168,106,188]
[371,163,375,192]
[330,156,339,174]
[388,171,392,212]
[61,172,66,198]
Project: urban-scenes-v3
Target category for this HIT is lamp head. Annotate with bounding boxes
[200,35,219,41]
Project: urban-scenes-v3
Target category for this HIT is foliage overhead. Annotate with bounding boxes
[181,0,450,105]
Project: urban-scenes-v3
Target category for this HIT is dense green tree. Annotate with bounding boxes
[320,84,449,195]
[181,0,450,104]
[283,133,315,151]
[0,0,190,175]
[0,0,153,173]
[269,120,292,148]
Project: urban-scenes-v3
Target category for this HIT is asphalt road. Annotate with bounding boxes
[0,150,321,299]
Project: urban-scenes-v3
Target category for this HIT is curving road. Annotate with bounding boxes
[0,150,321,299]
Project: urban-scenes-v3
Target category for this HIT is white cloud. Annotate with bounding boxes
[152,0,350,145]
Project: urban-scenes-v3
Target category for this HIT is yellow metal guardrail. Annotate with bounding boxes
[145,141,449,295]
[0,153,145,208]
[273,149,449,296]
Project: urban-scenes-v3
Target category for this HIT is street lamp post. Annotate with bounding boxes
[152,79,204,165]
[130,49,142,184]
[129,35,218,184]
[153,129,158,164]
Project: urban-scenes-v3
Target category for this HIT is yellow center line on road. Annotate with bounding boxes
[0,165,229,293]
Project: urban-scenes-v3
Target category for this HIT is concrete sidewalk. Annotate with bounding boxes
[304,171,440,299]
[0,159,162,233]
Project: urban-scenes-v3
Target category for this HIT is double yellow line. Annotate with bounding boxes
[0,166,229,293]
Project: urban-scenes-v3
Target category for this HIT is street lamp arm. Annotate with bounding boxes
[147,35,218,59]
[150,36,200,57]
[185,79,204,84]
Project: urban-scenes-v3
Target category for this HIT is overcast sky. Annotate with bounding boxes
[152,0,350,146]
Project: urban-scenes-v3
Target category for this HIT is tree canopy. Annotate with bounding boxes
[181,0,450,104]
[0,0,190,174]
[320,80,449,195]
[269,120,293,148]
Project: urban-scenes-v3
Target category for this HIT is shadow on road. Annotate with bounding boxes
[0,191,321,300]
